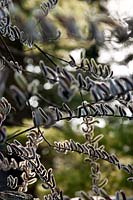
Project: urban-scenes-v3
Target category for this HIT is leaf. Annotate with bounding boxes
[92,134,104,144]
[120,77,133,91]
[7,175,18,189]
[38,107,49,122]
[62,68,75,82]
[116,191,120,200]
[40,0,58,17]
[55,107,63,121]
[104,104,115,115]
[69,139,78,151]
[40,60,47,77]
[62,103,73,118]
[28,178,37,185]
[69,55,76,67]
[109,79,118,96]
[100,188,112,200]
[32,110,43,128]
[46,66,57,82]
[98,178,108,188]
[10,85,27,110]
[77,73,87,89]
[120,191,127,200]
[115,79,125,94]
[14,72,28,91]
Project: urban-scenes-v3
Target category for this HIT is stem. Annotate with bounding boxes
[34,43,57,67]
[7,126,35,141]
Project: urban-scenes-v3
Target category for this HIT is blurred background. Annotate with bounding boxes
[0,0,133,199]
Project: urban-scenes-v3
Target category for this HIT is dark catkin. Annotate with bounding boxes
[40,0,58,16]
[0,7,33,47]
